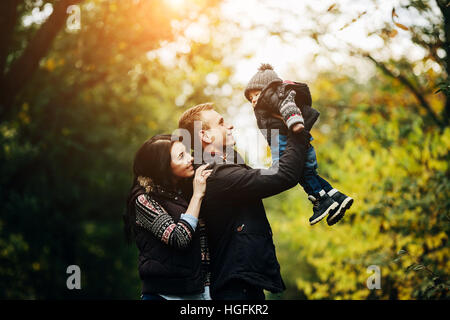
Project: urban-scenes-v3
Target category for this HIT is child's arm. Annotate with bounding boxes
[280,90,305,133]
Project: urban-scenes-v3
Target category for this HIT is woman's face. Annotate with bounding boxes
[170,141,194,179]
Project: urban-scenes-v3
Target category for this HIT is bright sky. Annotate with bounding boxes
[219,0,430,82]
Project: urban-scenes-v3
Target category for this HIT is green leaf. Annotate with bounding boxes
[406,264,417,273]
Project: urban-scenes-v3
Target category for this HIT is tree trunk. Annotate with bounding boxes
[0,0,21,78]
[0,0,83,121]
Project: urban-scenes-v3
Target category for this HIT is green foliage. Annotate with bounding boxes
[0,0,227,298]
[266,71,449,300]
[0,0,448,300]
[436,80,450,96]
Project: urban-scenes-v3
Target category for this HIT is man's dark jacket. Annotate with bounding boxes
[199,131,310,298]
[254,80,320,145]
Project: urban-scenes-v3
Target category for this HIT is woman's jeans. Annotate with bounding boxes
[141,286,211,300]
[141,293,166,301]
[271,134,332,196]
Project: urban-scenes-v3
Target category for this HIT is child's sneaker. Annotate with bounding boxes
[326,190,354,226]
[308,193,339,225]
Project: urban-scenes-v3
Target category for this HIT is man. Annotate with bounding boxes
[178,102,311,300]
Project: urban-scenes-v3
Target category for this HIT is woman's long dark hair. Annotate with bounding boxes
[123,134,179,244]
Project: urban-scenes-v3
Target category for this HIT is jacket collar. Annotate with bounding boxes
[255,79,283,109]
[199,149,247,168]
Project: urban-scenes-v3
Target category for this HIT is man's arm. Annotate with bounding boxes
[203,131,310,203]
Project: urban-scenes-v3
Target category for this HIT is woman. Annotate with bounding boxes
[123,134,212,300]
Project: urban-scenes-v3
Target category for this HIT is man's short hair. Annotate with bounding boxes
[178,103,215,146]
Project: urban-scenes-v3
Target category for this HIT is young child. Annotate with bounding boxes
[245,64,353,226]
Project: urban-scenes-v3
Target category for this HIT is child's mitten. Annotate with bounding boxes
[280,90,305,132]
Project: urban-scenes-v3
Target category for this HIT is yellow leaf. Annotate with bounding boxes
[389,29,398,38]
[44,58,55,72]
[395,22,409,31]
[18,111,30,124]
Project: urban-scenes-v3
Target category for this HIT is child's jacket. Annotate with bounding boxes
[253,80,320,145]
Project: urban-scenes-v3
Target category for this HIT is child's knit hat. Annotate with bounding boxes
[244,63,282,102]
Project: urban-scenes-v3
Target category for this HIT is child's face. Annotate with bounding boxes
[248,89,261,108]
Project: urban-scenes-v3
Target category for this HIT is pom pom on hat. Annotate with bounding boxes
[258,63,274,71]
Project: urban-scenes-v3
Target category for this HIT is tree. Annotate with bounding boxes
[315,0,449,128]
[0,0,82,118]
[227,0,449,299]
[0,0,224,298]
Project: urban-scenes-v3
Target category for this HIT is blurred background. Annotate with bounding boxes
[0,0,448,299]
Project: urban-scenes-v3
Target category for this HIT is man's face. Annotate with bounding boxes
[200,109,235,150]
[248,89,261,108]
